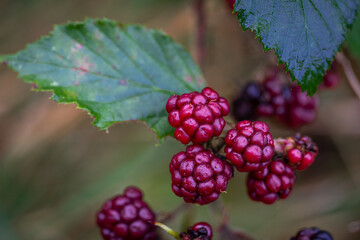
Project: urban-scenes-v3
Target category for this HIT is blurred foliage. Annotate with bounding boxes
[347,13,360,61]
[0,0,360,240]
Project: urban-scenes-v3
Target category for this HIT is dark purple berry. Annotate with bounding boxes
[96,186,156,240]
[232,82,262,121]
[290,227,333,240]
[180,222,213,240]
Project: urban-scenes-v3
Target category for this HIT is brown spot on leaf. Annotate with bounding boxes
[185,76,192,82]
[119,79,127,86]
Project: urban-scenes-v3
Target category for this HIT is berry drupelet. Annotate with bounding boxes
[290,227,333,240]
[247,160,295,204]
[96,187,157,240]
[180,222,213,240]
[224,120,274,172]
[166,87,230,144]
[170,145,233,205]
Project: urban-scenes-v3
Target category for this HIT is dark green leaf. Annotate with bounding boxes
[0,19,206,141]
[346,13,360,61]
[235,0,358,95]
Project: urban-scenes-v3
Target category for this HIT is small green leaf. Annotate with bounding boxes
[235,0,358,95]
[1,19,206,141]
[346,13,360,61]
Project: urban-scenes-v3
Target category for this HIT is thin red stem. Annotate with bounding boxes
[193,0,206,67]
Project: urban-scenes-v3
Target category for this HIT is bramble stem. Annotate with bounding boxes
[336,52,360,100]
[154,222,181,240]
[193,0,206,67]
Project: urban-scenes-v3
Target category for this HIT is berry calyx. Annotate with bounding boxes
[275,134,318,171]
[180,222,213,240]
[166,87,230,144]
[224,120,274,172]
[96,186,157,240]
[170,145,233,205]
[247,160,295,204]
[290,227,333,240]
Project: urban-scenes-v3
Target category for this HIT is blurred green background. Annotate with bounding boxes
[1,0,360,239]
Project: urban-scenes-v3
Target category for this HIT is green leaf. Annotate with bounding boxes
[235,0,358,95]
[1,19,206,141]
[346,12,360,61]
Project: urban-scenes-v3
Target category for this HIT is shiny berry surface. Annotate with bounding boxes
[96,187,156,240]
[170,145,233,205]
[166,87,229,144]
[290,227,333,240]
[247,160,295,204]
[224,120,274,172]
[180,222,213,240]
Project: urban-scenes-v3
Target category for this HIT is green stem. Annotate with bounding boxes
[154,222,181,240]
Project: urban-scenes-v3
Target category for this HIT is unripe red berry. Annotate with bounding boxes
[247,160,295,204]
[96,187,157,240]
[224,120,274,172]
[166,88,229,144]
[276,134,318,171]
[170,145,233,205]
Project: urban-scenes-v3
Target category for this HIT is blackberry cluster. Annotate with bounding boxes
[290,227,333,240]
[275,134,319,171]
[247,160,295,204]
[170,145,233,205]
[166,87,229,144]
[180,222,213,240]
[232,65,342,128]
[166,87,319,206]
[224,120,274,172]
[96,187,156,240]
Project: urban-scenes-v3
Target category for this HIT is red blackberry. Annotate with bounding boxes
[275,134,318,171]
[247,160,295,204]
[166,87,230,144]
[224,120,274,172]
[257,72,289,119]
[320,62,340,89]
[290,227,333,240]
[170,145,233,205]
[96,186,157,240]
[180,222,213,240]
[285,86,319,128]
